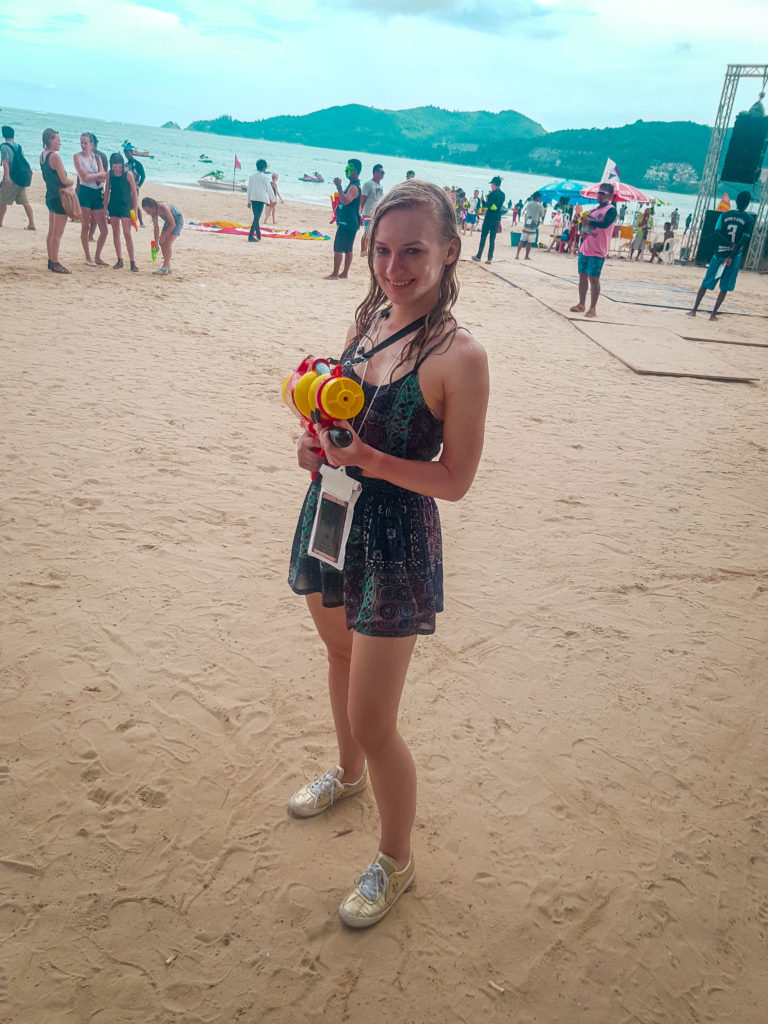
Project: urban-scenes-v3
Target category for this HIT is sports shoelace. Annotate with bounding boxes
[358,863,389,901]
[309,771,344,806]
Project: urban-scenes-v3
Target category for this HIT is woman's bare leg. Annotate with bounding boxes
[305,595,363,780]
[80,209,93,261]
[93,209,108,262]
[347,632,417,867]
[112,218,123,261]
[159,234,175,269]
[49,212,67,263]
[123,219,135,262]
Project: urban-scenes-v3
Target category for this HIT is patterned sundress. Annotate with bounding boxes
[288,343,444,637]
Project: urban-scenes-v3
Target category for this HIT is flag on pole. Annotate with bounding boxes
[601,158,620,185]
[234,155,242,169]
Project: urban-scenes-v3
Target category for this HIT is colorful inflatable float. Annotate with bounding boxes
[187,220,330,240]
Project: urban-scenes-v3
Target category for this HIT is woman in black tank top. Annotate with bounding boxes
[103,152,140,272]
[287,180,490,929]
[39,128,74,274]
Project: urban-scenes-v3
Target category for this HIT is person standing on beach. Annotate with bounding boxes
[124,145,146,225]
[569,182,617,318]
[326,158,362,279]
[264,172,283,224]
[688,191,754,321]
[465,189,481,235]
[246,159,274,242]
[360,164,385,256]
[515,191,545,260]
[471,175,506,264]
[104,152,139,272]
[74,133,108,267]
[670,208,679,231]
[547,208,564,251]
[39,128,74,274]
[0,126,36,231]
[630,207,647,260]
[287,179,489,928]
[87,135,110,243]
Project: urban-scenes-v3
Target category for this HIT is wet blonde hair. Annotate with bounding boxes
[42,128,58,148]
[354,180,461,368]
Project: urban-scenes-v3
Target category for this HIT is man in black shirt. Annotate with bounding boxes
[325,158,361,280]
[472,176,506,264]
[124,144,146,224]
[688,191,755,320]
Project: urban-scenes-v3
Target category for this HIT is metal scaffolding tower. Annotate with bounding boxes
[682,63,768,273]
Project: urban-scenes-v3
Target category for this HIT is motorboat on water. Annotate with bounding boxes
[299,172,324,182]
[198,171,247,192]
[123,140,153,158]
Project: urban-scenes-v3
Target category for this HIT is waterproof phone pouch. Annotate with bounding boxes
[308,465,362,571]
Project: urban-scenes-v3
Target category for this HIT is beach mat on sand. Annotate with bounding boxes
[574,323,759,383]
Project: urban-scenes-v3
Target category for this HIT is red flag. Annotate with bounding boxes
[234,155,241,169]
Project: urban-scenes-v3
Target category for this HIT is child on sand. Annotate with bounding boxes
[287,180,489,928]
[141,197,183,275]
[104,153,139,272]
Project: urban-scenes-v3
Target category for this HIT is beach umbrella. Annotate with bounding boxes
[581,181,652,203]
[538,179,596,205]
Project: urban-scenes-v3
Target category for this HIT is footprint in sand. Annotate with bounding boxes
[69,496,103,510]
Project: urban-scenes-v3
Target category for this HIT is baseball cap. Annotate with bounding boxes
[490,175,502,186]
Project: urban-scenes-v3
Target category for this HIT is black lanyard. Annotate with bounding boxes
[344,315,427,367]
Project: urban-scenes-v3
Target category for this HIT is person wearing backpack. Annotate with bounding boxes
[0,126,36,231]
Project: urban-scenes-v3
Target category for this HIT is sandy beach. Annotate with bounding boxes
[2,179,767,1023]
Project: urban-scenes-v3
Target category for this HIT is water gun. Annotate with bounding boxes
[282,357,365,471]
[330,191,339,224]
[150,240,158,261]
[130,209,138,231]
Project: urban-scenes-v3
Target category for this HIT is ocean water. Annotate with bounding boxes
[2,105,697,218]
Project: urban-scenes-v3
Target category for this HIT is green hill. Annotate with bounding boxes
[186,105,710,194]
[187,104,545,158]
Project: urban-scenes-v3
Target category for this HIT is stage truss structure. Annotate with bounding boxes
[682,64,768,272]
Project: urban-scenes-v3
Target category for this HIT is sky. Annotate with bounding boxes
[1,0,767,132]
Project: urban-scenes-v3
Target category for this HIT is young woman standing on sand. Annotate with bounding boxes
[73,132,108,266]
[39,128,74,275]
[287,180,489,928]
[265,171,283,224]
[103,153,139,272]
[141,197,184,275]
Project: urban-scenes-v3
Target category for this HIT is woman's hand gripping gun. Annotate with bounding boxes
[282,357,365,476]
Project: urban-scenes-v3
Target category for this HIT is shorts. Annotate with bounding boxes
[701,252,741,292]
[333,226,357,253]
[108,201,132,220]
[45,192,66,216]
[170,214,184,236]
[363,218,372,234]
[77,185,104,210]
[0,179,28,205]
[578,253,606,278]
[465,213,477,225]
